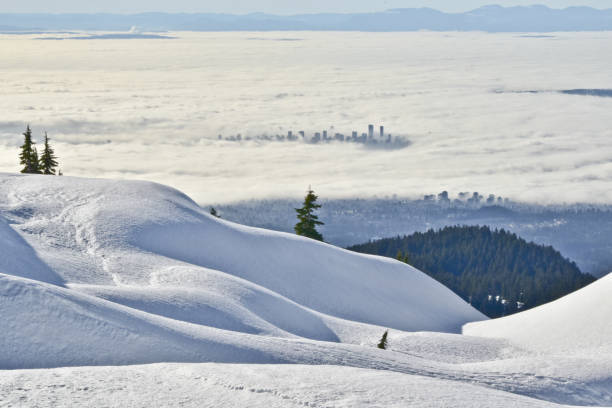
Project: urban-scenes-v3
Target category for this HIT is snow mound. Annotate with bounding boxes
[0,273,404,369]
[0,173,484,338]
[464,273,612,356]
[0,273,505,378]
[0,273,281,368]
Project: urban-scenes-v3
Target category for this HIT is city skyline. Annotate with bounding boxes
[217,123,408,148]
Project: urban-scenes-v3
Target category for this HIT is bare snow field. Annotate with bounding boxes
[1,32,612,204]
[0,173,611,406]
[0,364,592,408]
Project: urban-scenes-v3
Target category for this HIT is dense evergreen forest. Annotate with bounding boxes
[348,226,596,318]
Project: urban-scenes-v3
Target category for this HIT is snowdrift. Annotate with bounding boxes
[0,217,64,286]
[0,173,484,369]
[0,273,273,368]
[464,273,612,356]
[0,272,443,370]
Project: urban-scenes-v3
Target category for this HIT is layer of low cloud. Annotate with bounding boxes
[0,32,611,204]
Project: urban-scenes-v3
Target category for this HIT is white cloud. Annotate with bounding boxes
[1,31,611,204]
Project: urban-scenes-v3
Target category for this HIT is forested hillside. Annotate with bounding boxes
[348,226,596,317]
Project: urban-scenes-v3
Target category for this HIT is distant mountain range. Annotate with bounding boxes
[2,6,612,32]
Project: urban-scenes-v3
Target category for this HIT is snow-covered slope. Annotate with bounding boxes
[0,173,483,366]
[2,173,612,406]
[464,273,612,356]
[0,217,64,286]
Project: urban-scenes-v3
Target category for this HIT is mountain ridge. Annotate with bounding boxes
[2,6,612,32]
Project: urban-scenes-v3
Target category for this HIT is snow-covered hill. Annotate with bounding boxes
[464,274,612,356]
[1,173,611,407]
[0,173,484,365]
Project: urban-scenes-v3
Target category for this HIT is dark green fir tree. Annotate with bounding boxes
[39,132,59,175]
[30,147,41,174]
[19,125,40,174]
[294,187,324,241]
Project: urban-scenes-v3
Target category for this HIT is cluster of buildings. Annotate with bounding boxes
[217,124,408,147]
[487,294,525,310]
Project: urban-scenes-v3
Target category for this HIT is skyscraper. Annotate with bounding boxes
[380,126,384,139]
[368,124,374,140]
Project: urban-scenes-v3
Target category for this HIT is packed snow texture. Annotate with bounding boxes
[0,173,611,406]
[0,364,589,408]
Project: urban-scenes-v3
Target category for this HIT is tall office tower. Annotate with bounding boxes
[322,130,328,140]
[352,131,358,140]
[380,126,384,139]
[368,124,374,140]
[288,130,293,140]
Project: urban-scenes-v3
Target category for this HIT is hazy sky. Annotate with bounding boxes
[2,0,612,14]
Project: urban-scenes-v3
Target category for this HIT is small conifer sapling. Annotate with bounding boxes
[377,330,389,350]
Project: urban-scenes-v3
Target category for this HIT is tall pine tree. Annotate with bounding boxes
[39,132,59,175]
[294,187,324,241]
[19,125,40,174]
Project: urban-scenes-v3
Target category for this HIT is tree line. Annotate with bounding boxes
[19,125,61,175]
[348,225,596,318]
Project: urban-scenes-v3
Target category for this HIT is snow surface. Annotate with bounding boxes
[0,173,611,407]
[464,274,612,356]
[0,364,584,408]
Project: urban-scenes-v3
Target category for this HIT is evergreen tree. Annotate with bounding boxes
[39,132,59,175]
[19,125,39,174]
[377,330,388,350]
[294,187,324,241]
[30,147,41,174]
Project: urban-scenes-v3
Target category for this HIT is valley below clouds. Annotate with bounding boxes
[1,31,611,204]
